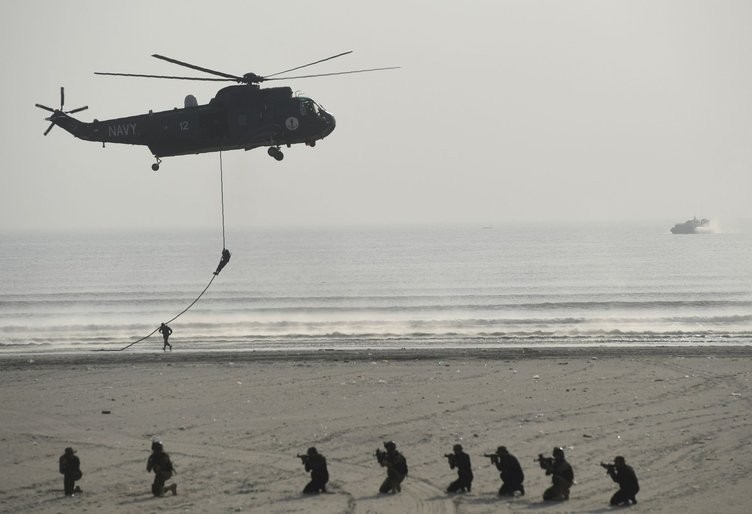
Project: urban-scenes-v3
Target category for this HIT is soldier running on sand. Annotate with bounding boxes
[158,323,172,351]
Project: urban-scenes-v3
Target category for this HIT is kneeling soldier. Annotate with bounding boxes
[488,446,525,496]
[445,444,473,493]
[299,447,329,494]
[602,456,639,506]
[538,447,573,501]
[375,441,408,494]
[146,440,177,497]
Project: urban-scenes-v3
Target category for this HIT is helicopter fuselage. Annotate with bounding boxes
[49,85,336,162]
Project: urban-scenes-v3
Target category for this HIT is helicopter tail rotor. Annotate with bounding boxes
[35,87,88,136]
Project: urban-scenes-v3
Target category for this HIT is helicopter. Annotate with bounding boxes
[35,52,398,170]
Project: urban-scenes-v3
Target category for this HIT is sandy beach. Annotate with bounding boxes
[1,347,750,513]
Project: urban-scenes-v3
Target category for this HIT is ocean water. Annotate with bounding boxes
[1,222,751,353]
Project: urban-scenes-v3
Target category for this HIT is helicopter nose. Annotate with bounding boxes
[322,111,336,137]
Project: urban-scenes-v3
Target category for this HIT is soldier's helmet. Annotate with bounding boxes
[384,441,397,451]
[497,445,507,455]
[614,455,625,466]
[64,447,76,456]
[307,447,318,456]
[553,447,564,458]
[151,440,163,452]
[453,444,463,452]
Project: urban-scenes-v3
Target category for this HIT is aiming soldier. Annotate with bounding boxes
[59,447,82,496]
[484,446,524,496]
[146,440,177,497]
[375,441,408,494]
[537,447,573,501]
[601,456,639,506]
[445,444,473,493]
[298,447,329,494]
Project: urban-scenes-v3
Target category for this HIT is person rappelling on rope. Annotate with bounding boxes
[214,248,231,276]
[158,323,173,351]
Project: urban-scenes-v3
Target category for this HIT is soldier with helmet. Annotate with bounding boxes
[603,455,639,506]
[445,443,473,493]
[492,446,525,497]
[58,447,82,496]
[146,440,177,497]
[538,447,573,501]
[300,446,329,494]
[375,441,408,494]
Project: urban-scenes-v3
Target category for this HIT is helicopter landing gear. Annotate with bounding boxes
[151,157,161,171]
[268,146,284,161]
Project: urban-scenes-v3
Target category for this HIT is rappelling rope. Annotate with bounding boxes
[220,149,226,250]
[95,152,228,352]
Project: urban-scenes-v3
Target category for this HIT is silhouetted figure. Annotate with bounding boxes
[146,440,177,497]
[376,441,408,494]
[300,447,329,494]
[494,446,525,496]
[539,447,573,501]
[605,456,639,506]
[59,447,82,496]
[445,444,473,493]
[214,248,231,275]
[158,323,172,351]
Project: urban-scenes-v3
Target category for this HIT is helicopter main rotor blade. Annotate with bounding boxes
[66,106,88,114]
[95,72,233,82]
[43,122,55,136]
[60,87,64,110]
[35,103,55,113]
[264,66,401,81]
[263,50,353,79]
[151,54,243,81]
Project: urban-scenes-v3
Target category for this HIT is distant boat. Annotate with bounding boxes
[670,217,711,234]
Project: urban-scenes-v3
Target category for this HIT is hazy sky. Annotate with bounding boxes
[2,0,751,231]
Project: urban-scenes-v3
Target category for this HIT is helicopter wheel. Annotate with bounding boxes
[151,163,160,171]
[268,147,284,161]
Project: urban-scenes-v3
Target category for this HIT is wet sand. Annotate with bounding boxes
[1,346,750,513]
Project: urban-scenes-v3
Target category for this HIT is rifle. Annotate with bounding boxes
[444,453,456,466]
[374,448,387,465]
[600,462,616,473]
[483,453,500,464]
[534,454,554,468]
[296,454,309,465]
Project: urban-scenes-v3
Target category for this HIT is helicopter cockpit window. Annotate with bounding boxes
[299,98,319,116]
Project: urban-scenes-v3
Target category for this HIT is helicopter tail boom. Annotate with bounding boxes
[42,111,91,139]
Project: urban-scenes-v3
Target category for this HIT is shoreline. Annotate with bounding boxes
[2,344,751,368]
